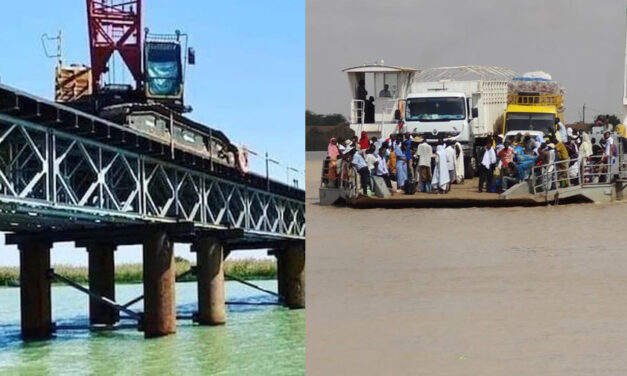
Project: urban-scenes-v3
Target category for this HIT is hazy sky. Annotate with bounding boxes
[0,0,303,265]
[307,0,626,123]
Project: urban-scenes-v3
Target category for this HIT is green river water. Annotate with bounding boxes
[0,281,304,375]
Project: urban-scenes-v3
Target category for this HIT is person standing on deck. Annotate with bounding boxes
[356,79,367,101]
[565,137,579,161]
[565,136,580,185]
[355,79,368,124]
[365,145,378,189]
[387,143,397,180]
[603,131,617,178]
[546,143,557,189]
[404,138,414,181]
[495,135,505,153]
[365,96,375,124]
[478,142,496,193]
[327,137,340,159]
[379,84,392,98]
[416,137,433,192]
[371,136,381,154]
[579,133,593,166]
[498,141,514,168]
[350,136,359,152]
[395,141,408,192]
[326,137,340,186]
[347,147,371,196]
[603,131,615,157]
[603,116,613,132]
[445,141,456,191]
[454,141,465,183]
[358,131,370,153]
[431,144,450,194]
[374,146,394,193]
[554,118,567,143]
[554,136,570,187]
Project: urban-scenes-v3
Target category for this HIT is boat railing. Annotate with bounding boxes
[376,98,399,124]
[320,156,332,188]
[350,100,365,130]
[339,162,360,200]
[528,156,614,196]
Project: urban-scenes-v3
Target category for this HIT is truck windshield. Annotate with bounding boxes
[405,97,466,121]
[505,113,555,133]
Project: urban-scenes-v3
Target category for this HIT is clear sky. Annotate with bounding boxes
[307,0,626,124]
[0,0,304,265]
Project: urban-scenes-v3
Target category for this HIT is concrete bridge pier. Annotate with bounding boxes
[142,230,176,338]
[18,240,53,340]
[276,250,287,300]
[192,236,226,326]
[87,243,118,326]
[277,242,305,309]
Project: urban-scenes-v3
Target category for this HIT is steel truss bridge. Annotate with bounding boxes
[0,84,305,245]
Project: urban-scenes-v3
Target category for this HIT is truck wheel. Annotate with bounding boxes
[464,156,475,179]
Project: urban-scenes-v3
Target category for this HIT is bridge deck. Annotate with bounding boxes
[0,83,303,201]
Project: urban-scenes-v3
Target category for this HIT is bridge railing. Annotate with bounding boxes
[246,149,304,190]
[0,114,305,238]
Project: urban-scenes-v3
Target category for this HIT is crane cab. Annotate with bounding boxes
[342,64,417,138]
[144,31,188,111]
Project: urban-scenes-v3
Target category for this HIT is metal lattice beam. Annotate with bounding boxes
[0,114,305,240]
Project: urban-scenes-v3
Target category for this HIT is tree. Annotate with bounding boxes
[594,114,621,126]
[306,110,348,126]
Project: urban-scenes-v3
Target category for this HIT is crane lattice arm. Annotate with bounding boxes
[86,0,143,92]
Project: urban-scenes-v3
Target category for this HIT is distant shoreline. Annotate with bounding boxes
[306,123,355,151]
[0,258,276,287]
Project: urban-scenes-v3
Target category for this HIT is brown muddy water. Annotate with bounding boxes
[306,151,627,375]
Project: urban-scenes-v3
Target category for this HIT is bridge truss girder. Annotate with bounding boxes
[0,114,305,240]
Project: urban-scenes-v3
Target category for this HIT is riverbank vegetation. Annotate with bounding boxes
[306,110,354,151]
[0,258,276,287]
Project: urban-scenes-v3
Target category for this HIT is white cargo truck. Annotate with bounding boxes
[405,66,515,178]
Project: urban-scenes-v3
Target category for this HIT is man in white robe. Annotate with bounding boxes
[431,144,450,193]
[454,142,465,183]
[444,142,456,192]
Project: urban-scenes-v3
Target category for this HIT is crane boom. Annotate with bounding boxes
[86,0,143,92]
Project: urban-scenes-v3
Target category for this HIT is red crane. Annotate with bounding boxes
[86,0,143,92]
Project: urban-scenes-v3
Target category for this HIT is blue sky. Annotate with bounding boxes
[0,0,304,265]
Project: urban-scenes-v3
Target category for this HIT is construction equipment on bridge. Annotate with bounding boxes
[52,0,240,170]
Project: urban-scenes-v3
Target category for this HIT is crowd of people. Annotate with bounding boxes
[324,119,626,197]
[325,130,466,196]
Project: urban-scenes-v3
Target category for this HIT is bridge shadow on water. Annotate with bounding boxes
[0,293,281,351]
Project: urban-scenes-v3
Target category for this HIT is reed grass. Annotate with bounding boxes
[0,258,276,287]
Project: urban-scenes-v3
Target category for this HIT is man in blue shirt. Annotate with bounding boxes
[347,147,371,195]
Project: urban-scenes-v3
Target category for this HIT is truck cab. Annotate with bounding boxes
[502,93,564,139]
[404,91,473,143]
[343,63,417,138]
